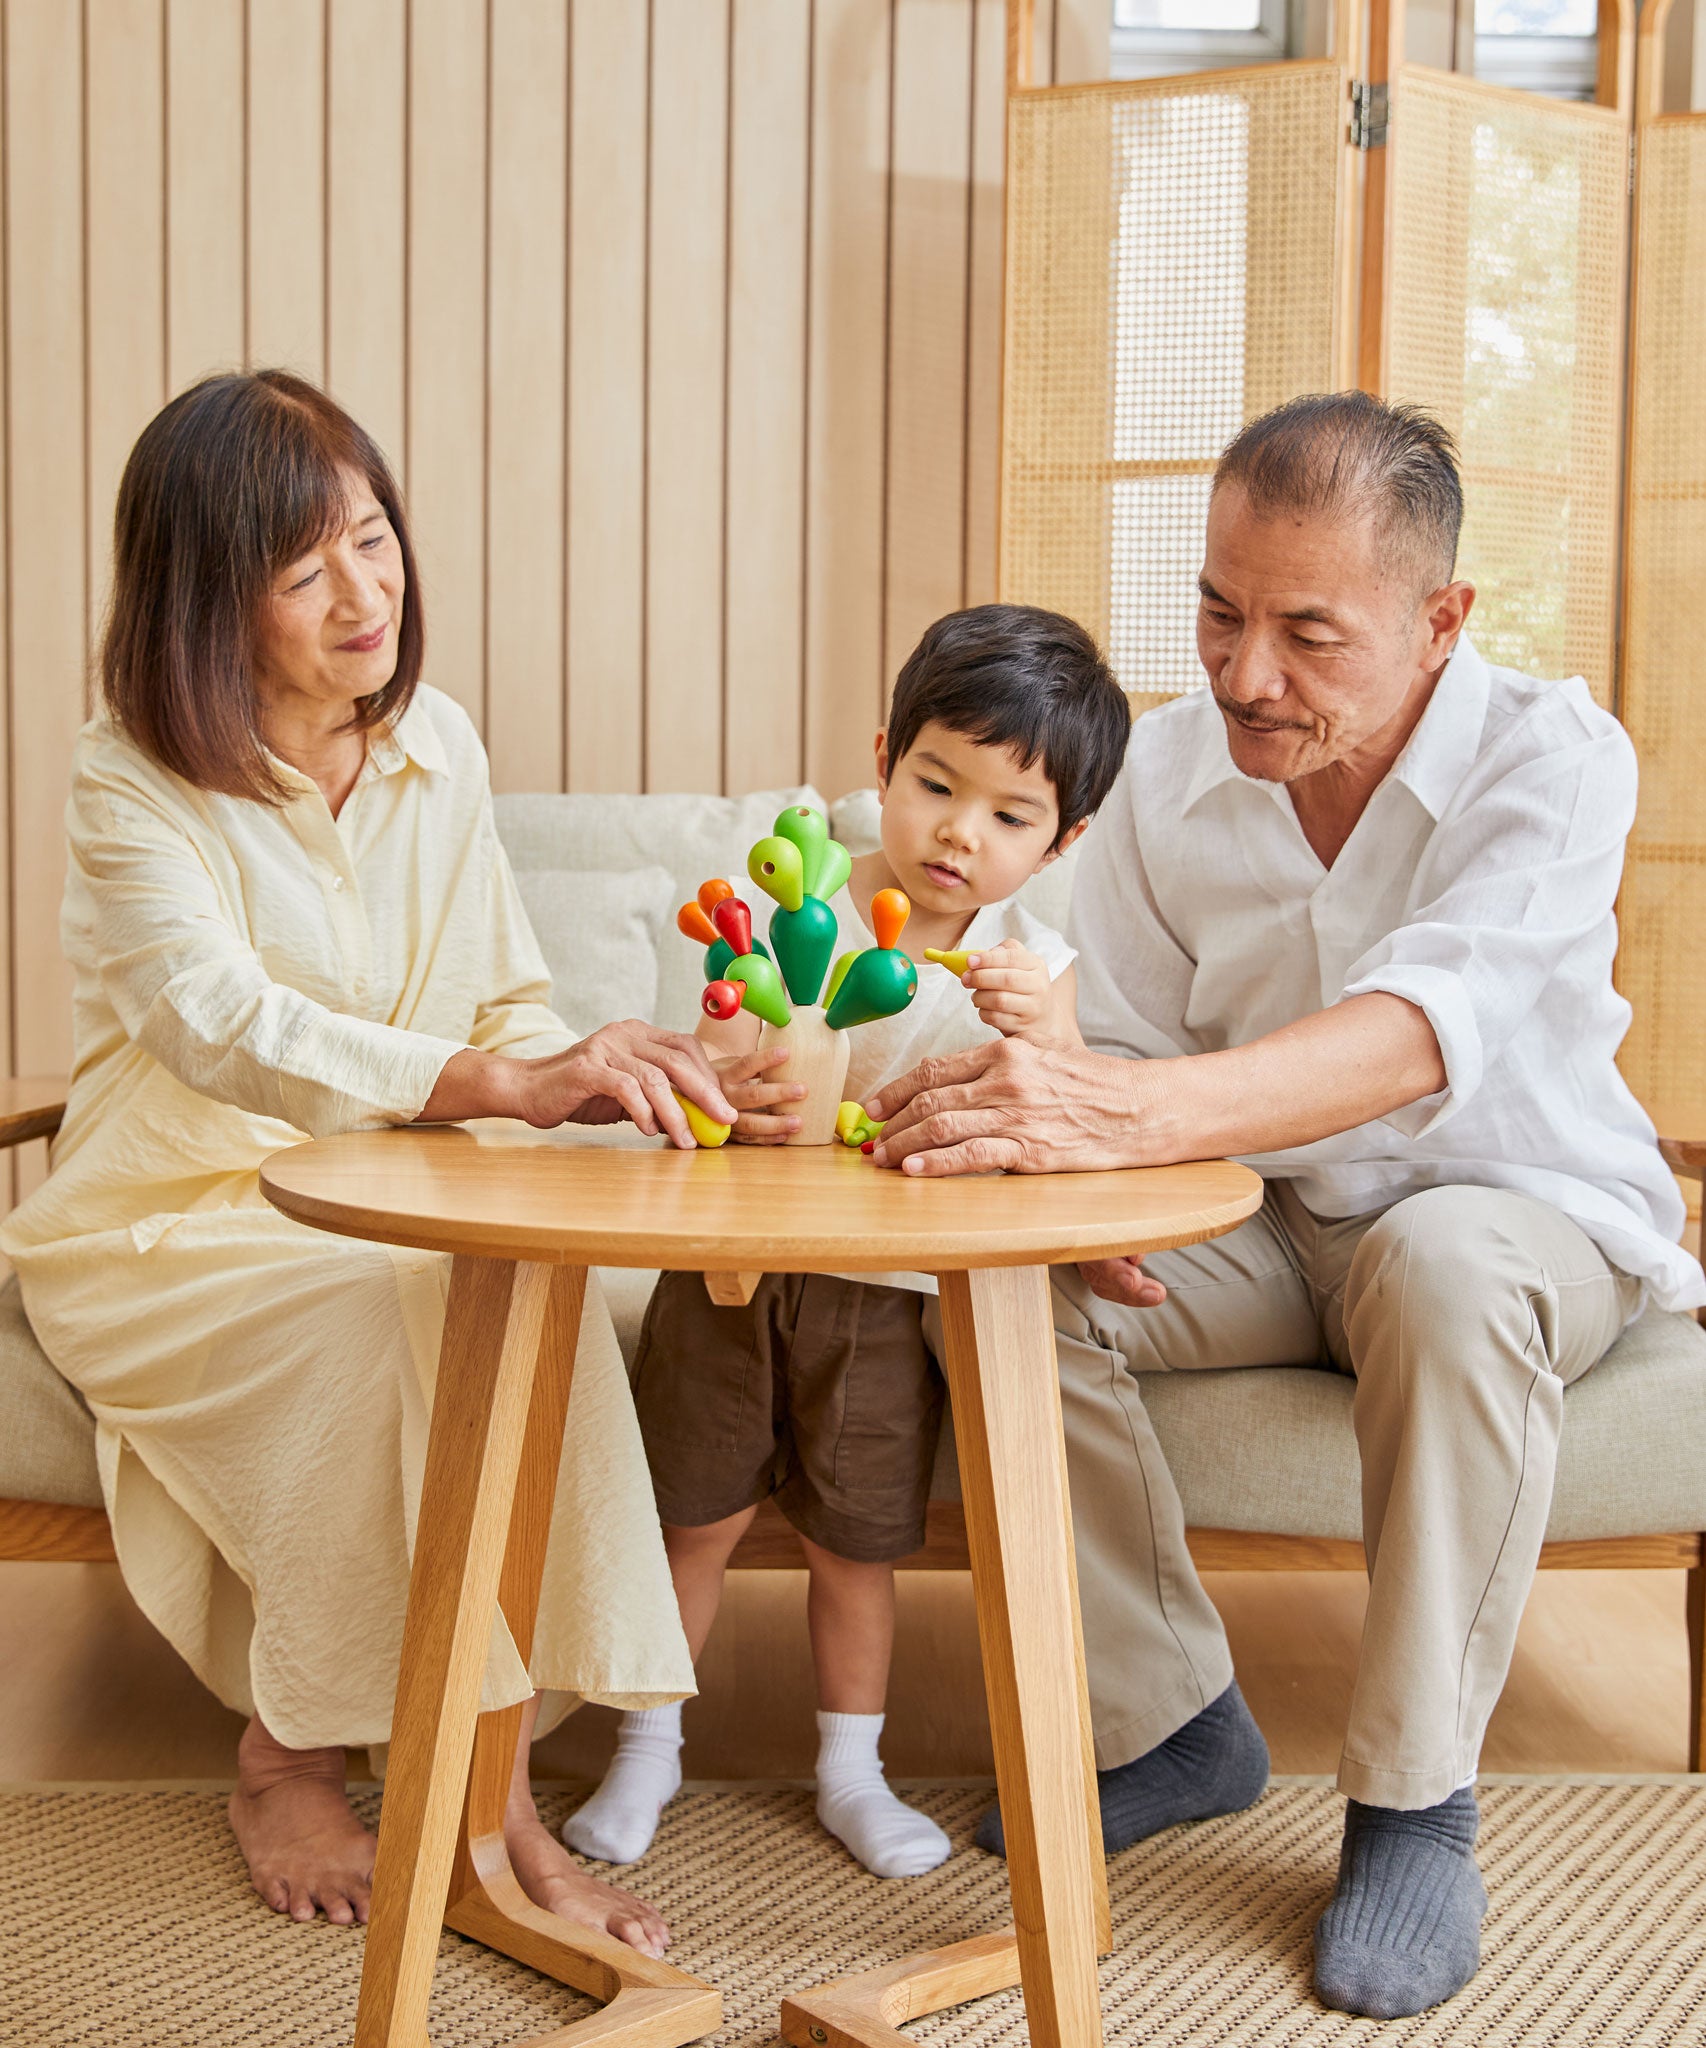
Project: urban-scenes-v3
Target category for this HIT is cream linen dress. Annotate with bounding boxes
[0,685,694,1748]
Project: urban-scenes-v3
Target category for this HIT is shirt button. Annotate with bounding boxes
[331,874,346,892]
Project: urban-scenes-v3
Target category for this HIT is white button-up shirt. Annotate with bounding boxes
[1070,636,1704,1312]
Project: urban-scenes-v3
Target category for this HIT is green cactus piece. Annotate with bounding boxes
[825,946,918,1031]
[774,805,831,895]
[768,896,839,1007]
[726,951,792,1029]
[823,949,859,1012]
[705,934,770,983]
[811,837,853,904]
[748,836,804,913]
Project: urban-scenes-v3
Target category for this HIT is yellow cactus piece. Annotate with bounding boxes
[835,1099,864,1144]
[923,947,973,977]
[673,1090,732,1148]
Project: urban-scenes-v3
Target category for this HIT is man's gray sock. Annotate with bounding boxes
[974,1681,1269,1858]
[1312,1788,1487,2020]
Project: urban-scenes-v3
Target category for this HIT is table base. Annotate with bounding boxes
[780,1929,1025,2048]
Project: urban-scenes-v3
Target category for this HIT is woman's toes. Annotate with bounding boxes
[324,1891,355,1927]
[288,1885,316,1923]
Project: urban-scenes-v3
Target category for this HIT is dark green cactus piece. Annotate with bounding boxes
[824,947,918,1031]
[769,896,840,1007]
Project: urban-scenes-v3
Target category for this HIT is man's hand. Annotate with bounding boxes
[519,1021,738,1146]
[1078,1255,1169,1307]
[959,940,1056,1043]
[715,1044,807,1145]
[865,1036,1149,1176]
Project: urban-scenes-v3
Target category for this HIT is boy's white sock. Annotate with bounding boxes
[815,1710,950,1878]
[561,1702,683,1865]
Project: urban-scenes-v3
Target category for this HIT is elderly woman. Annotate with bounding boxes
[0,371,743,1952]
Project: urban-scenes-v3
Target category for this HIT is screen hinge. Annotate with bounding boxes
[1350,80,1390,150]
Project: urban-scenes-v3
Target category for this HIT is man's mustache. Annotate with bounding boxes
[1212,695,1314,734]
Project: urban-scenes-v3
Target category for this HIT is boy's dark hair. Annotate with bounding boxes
[885,604,1129,847]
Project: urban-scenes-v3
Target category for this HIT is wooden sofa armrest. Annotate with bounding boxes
[1660,1137,1706,1178]
[0,1077,66,1149]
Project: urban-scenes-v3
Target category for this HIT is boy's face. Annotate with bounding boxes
[873,719,1085,917]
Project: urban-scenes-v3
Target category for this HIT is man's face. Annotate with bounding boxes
[1195,484,1463,785]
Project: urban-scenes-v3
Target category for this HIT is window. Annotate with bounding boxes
[1110,0,1290,79]
[1474,0,1598,100]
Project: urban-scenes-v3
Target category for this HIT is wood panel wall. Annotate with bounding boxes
[0,0,1107,1093]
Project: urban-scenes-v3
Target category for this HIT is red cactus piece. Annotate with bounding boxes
[702,978,745,1022]
[861,1139,876,1154]
[711,895,753,957]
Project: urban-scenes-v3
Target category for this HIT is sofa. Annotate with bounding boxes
[5,784,1706,1760]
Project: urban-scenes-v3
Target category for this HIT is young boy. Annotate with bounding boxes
[564,604,1130,1877]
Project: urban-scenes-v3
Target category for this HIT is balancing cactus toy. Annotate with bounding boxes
[675,805,918,1145]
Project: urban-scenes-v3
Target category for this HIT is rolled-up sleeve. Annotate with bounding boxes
[79,785,467,1136]
[1067,778,1198,1062]
[1342,724,1637,1137]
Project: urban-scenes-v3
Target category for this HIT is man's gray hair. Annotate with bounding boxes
[1213,392,1463,594]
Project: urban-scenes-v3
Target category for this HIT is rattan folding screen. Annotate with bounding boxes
[1002,59,1352,710]
[1615,5,1705,1142]
[999,0,1696,1145]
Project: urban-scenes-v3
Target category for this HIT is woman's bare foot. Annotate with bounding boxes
[228,1714,376,1927]
[503,1690,670,1957]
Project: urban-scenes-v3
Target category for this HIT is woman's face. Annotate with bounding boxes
[254,469,406,723]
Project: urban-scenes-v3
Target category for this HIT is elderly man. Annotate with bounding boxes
[868,392,1705,2019]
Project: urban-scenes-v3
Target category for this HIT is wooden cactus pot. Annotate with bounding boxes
[757,1008,851,1147]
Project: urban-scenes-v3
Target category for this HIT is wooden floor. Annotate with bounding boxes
[0,1559,1692,1784]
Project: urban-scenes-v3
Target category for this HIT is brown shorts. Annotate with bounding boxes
[631,1269,945,1563]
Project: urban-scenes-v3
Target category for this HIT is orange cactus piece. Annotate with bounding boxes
[870,887,910,953]
[677,901,720,946]
[697,878,735,917]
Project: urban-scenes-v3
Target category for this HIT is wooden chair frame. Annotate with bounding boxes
[3,1081,1703,1770]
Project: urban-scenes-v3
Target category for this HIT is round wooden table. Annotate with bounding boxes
[261,1126,1262,2048]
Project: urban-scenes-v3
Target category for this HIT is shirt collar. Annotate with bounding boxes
[366,693,450,779]
[1177,633,1490,824]
[1388,634,1489,821]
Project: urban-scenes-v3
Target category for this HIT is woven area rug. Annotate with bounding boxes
[4,1781,1705,2045]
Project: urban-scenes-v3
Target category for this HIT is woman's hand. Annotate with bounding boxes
[865,1035,1152,1177]
[958,940,1057,1043]
[716,1045,807,1145]
[421,1024,737,1147]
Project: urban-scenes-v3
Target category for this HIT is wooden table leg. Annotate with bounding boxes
[780,1264,1108,2048]
[354,1257,720,2048]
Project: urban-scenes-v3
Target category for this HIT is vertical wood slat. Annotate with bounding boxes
[86,0,166,642]
[804,0,892,802]
[566,0,649,795]
[326,0,406,476]
[724,0,811,796]
[165,0,245,389]
[964,0,1007,608]
[406,0,487,732]
[245,0,325,381]
[485,0,568,795]
[644,0,730,794]
[883,0,974,687]
[5,0,85,1113]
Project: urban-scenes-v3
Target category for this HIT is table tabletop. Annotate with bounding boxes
[259,1121,1264,1270]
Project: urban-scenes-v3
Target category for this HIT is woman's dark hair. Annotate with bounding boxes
[101,369,423,804]
[885,604,1129,847]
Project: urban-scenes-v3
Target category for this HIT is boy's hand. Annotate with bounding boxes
[960,940,1056,1043]
[715,1044,806,1145]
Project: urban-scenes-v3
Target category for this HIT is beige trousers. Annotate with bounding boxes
[1054,1180,1639,1808]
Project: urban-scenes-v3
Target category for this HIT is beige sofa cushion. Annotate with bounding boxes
[0,1275,101,1508]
